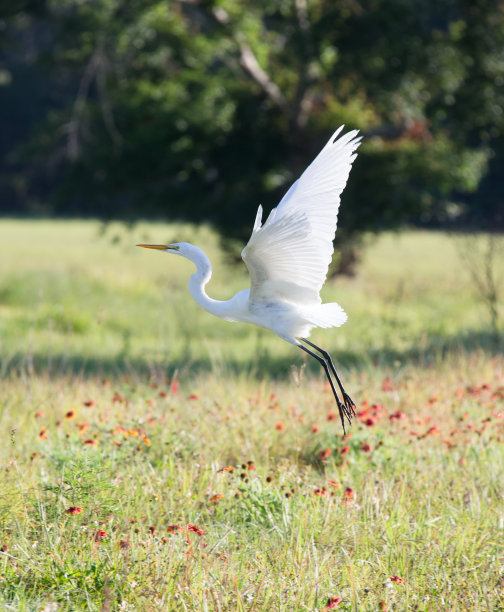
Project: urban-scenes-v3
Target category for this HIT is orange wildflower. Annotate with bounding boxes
[77,422,89,434]
[343,487,355,500]
[83,439,99,446]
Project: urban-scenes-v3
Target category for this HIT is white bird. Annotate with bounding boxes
[138,126,361,432]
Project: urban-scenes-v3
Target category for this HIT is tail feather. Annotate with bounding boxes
[306,302,347,329]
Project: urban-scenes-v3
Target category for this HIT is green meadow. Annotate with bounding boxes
[0,220,503,611]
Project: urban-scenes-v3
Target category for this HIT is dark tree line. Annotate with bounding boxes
[1,1,503,268]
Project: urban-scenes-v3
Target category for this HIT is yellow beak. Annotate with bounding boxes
[136,244,168,250]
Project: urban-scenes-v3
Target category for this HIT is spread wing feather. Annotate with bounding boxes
[242,127,361,305]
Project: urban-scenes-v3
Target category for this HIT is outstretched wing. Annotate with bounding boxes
[242,127,361,305]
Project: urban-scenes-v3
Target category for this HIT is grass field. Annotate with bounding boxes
[0,220,503,611]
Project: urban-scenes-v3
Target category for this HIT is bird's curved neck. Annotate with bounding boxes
[186,247,230,319]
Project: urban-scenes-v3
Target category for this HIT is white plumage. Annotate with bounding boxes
[138,126,361,432]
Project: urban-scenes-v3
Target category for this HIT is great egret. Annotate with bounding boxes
[138,126,361,433]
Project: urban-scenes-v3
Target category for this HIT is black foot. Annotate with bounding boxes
[342,392,357,420]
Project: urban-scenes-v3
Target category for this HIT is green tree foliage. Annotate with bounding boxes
[2,1,503,266]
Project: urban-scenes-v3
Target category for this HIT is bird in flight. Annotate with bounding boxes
[138,126,361,433]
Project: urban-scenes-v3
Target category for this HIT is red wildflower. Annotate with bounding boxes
[320,448,331,460]
[149,526,156,535]
[326,596,341,609]
[95,529,107,541]
[360,442,371,452]
[188,524,205,536]
[64,410,76,420]
[166,525,182,533]
[340,445,350,456]
[381,377,395,391]
[188,394,199,400]
[328,480,340,488]
[35,411,43,418]
[389,410,406,421]
[314,488,327,497]
[83,400,96,407]
[327,413,337,422]
[364,417,376,427]
[65,506,83,515]
[170,380,179,395]
[275,421,285,431]
[390,575,403,583]
[217,466,234,473]
[38,427,48,440]
[158,391,168,398]
[112,392,124,403]
[312,425,319,433]
[210,494,224,502]
[119,540,131,549]
[146,399,156,406]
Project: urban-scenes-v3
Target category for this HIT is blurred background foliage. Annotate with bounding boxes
[1,0,503,271]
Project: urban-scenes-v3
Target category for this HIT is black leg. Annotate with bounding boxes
[298,344,348,435]
[300,338,356,422]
